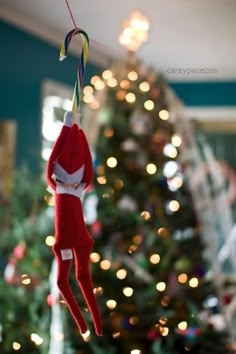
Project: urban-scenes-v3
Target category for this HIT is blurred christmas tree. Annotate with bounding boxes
[75,55,235,354]
[0,168,54,354]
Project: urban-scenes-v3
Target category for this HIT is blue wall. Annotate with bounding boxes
[170,81,236,106]
[0,20,101,173]
[0,20,236,172]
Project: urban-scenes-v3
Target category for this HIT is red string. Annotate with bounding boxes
[64,0,78,30]
[63,0,120,56]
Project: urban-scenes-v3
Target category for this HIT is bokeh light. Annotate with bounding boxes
[144,100,154,110]
[139,81,150,92]
[156,282,166,292]
[150,254,161,264]
[146,163,157,175]
[123,287,133,297]
[116,268,127,280]
[107,157,118,168]
[159,109,169,120]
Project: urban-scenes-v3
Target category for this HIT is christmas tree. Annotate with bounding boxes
[75,56,235,354]
[0,168,54,354]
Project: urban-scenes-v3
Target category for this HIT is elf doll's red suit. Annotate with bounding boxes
[46,111,102,336]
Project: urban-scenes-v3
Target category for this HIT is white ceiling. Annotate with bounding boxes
[0,0,236,81]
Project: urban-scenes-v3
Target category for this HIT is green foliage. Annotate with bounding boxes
[0,167,54,354]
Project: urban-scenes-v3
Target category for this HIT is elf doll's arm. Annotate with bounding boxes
[46,112,73,190]
[80,129,94,188]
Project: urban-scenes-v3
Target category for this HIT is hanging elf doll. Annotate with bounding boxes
[46,28,102,336]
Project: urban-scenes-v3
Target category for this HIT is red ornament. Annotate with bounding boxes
[13,243,26,260]
[47,294,57,307]
[223,294,232,305]
[91,220,102,237]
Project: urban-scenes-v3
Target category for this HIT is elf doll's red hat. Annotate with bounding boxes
[57,121,85,175]
[46,111,93,190]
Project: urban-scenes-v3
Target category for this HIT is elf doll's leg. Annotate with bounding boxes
[74,241,103,336]
[53,246,88,334]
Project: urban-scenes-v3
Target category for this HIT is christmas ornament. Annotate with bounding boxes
[46,27,102,336]
[120,137,140,152]
[174,257,192,273]
[117,195,138,212]
[4,242,26,284]
[130,110,152,135]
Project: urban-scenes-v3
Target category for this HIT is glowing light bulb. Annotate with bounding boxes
[112,331,121,338]
[91,75,101,85]
[128,71,138,81]
[178,273,188,283]
[31,333,44,345]
[123,287,133,297]
[167,176,183,191]
[45,235,55,247]
[116,269,128,279]
[163,161,179,178]
[150,254,161,264]
[156,282,166,292]
[100,260,111,270]
[107,78,118,87]
[90,252,101,263]
[128,244,137,254]
[141,211,151,220]
[13,342,21,351]
[102,69,113,80]
[163,144,178,158]
[189,277,199,288]
[125,92,136,103]
[93,286,104,295]
[97,176,107,184]
[144,100,154,110]
[139,81,150,92]
[161,327,169,336]
[106,299,117,309]
[146,163,157,175]
[172,134,182,147]
[159,317,168,325]
[21,274,31,285]
[168,200,180,212]
[107,157,118,168]
[157,227,168,237]
[178,321,188,330]
[120,79,130,89]
[159,109,169,120]
[130,350,142,354]
[94,80,105,90]
[83,85,94,95]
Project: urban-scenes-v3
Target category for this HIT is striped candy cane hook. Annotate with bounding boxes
[60,28,89,120]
